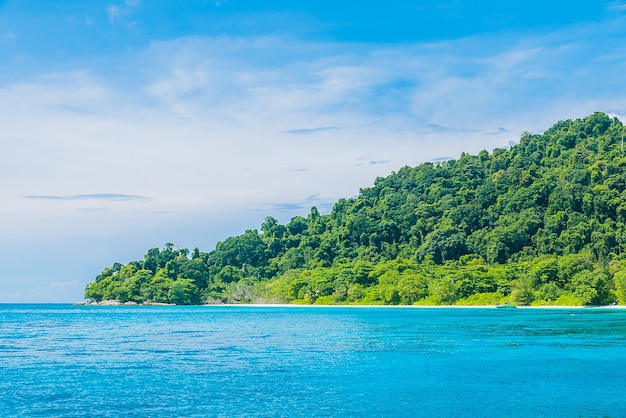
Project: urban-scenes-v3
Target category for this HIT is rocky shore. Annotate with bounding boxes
[74,300,175,306]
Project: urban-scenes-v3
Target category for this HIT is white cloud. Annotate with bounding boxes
[4,26,626,221]
[107,5,121,23]
[5,28,626,198]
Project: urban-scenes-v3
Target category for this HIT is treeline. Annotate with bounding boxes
[85,112,626,306]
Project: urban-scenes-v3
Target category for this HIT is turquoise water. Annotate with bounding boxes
[1,305,626,417]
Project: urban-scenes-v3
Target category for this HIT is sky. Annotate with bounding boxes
[2,1,626,302]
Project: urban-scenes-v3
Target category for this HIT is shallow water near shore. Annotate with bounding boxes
[1,304,626,417]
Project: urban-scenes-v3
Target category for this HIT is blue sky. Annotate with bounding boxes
[2,1,626,302]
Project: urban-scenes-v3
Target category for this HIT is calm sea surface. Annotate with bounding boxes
[1,305,625,417]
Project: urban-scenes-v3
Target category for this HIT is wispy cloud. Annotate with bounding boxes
[607,1,626,11]
[134,23,626,144]
[285,127,340,135]
[267,202,308,211]
[4,20,626,229]
[283,168,310,172]
[25,194,150,202]
[355,153,391,167]
[104,1,139,25]
[261,193,335,214]
[107,5,121,23]
[420,124,480,134]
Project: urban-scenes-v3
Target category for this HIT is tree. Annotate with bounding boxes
[511,275,535,305]
[168,279,200,305]
[142,271,173,303]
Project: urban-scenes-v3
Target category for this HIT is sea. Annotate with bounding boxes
[1,305,625,417]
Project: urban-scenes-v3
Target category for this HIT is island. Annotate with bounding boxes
[84,112,626,307]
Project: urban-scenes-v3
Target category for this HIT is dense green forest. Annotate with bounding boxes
[85,112,626,306]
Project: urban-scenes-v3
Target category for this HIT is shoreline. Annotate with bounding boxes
[71,301,626,309]
[208,304,626,309]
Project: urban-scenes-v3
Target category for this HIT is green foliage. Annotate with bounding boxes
[168,278,200,305]
[455,292,505,306]
[85,112,626,306]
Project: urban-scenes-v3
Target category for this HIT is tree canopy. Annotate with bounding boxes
[85,112,626,306]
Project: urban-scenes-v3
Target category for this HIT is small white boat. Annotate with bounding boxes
[496,302,517,309]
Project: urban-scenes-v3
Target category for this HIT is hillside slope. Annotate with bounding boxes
[85,112,626,306]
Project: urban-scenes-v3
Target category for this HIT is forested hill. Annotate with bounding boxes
[85,112,626,306]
